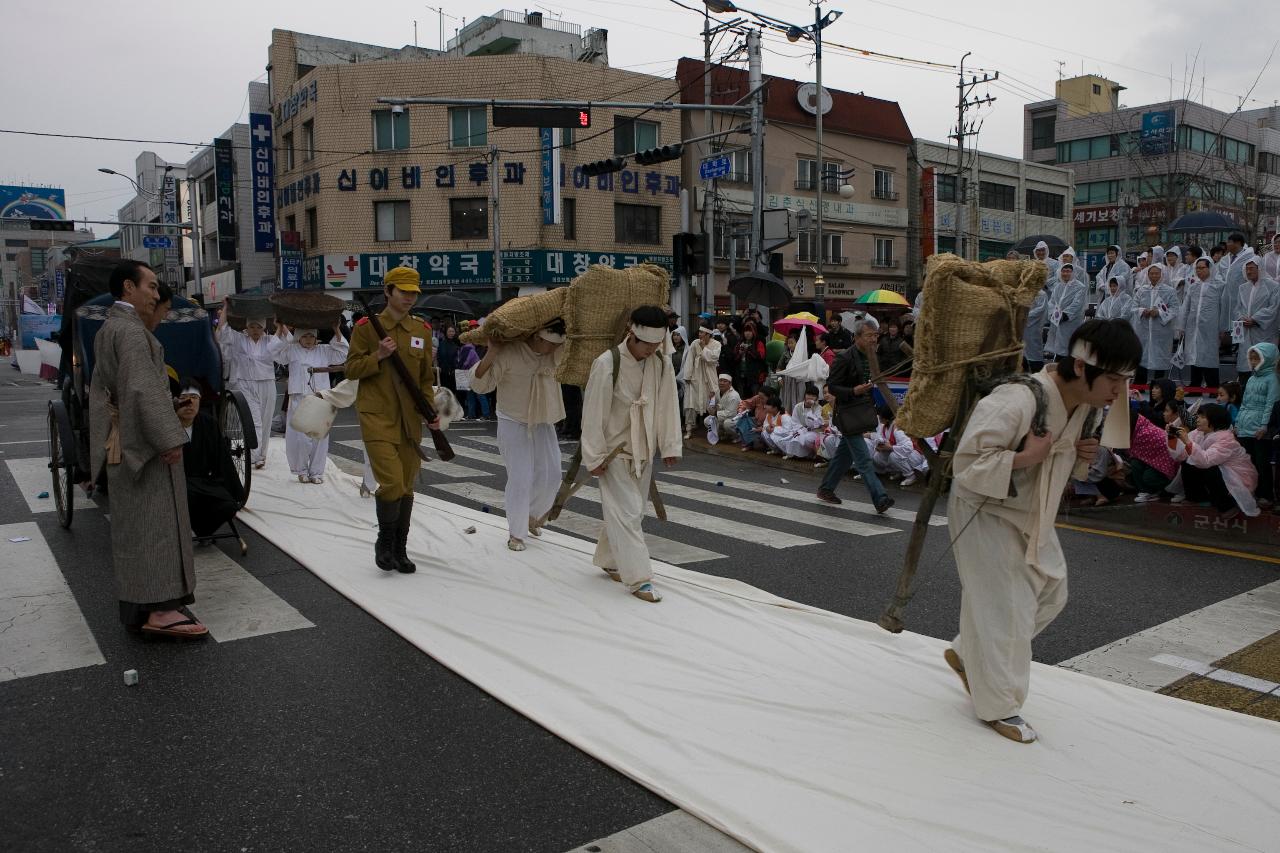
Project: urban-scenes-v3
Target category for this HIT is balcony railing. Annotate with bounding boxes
[872,189,899,201]
[872,258,900,269]
[796,253,848,265]
[720,171,752,184]
[793,178,840,192]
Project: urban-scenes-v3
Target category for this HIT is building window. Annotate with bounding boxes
[282,131,295,171]
[373,109,411,151]
[935,174,963,203]
[449,198,487,239]
[306,207,318,250]
[873,169,897,200]
[824,233,845,264]
[1074,180,1119,205]
[200,175,216,208]
[1026,189,1064,219]
[796,159,840,192]
[796,230,842,263]
[4,238,28,247]
[978,181,1016,212]
[713,143,751,183]
[1031,115,1057,150]
[1092,83,1102,95]
[302,120,315,162]
[613,117,659,156]
[449,107,486,148]
[375,201,411,241]
[563,197,576,240]
[873,237,895,268]
[614,203,661,244]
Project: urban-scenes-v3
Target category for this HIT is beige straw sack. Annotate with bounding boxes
[459,287,568,345]
[556,263,670,386]
[896,254,1046,438]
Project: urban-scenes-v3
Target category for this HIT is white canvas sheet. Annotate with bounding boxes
[240,447,1279,853]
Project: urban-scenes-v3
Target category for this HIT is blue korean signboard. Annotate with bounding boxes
[54,269,65,300]
[699,155,732,181]
[540,127,561,225]
[1140,109,1174,156]
[249,113,277,253]
[303,249,673,290]
[0,185,66,220]
[280,250,303,290]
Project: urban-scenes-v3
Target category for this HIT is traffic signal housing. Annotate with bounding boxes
[673,232,709,278]
[28,219,74,231]
[634,143,683,166]
[581,157,627,178]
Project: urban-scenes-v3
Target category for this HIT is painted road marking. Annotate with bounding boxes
[0,522,105,682]
[3,457,98,515]
[433,481,722,565]
[189,548,314,643]
[1149,653,1280,695]
[1055,522,1280,566]
[336,441,489,480]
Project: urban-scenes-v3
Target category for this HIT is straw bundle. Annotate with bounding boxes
[459,287,567,345]
[556,263,670,386]
[896,254,1046,438]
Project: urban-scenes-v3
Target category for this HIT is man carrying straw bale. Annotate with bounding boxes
[581,306,682,603]
[943,318,1139,744]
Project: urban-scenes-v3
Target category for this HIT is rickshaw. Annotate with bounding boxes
[47,257,257,553]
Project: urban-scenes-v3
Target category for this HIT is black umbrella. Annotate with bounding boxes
[418,292,474,315]
[1011,234,1068,257]
[1166,211,1239,233]
[728,270,792,308]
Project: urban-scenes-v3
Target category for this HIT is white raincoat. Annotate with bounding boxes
[1044,269,1086,358]
[1131,275,1179,371]
[1023,288,1048,364]
[1033,240,1061,282]
[1177,260,1228,368]
[1095,246,1132,296]
[1222,246,1258,316]
[1162,247,1191,305]
[1232,259,1280,372]
[1095,284,1135,321]
[1056,248,1086,285]
[1262,235,1280,281]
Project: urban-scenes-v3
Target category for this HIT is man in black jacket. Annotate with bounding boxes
[816,317,893,513]
[824,314,853,351]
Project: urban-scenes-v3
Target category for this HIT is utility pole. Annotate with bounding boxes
[747,28,764,283]
[703,9,714,317]
[813,1,826,298]
[950,53,996,260]
[490,145,502,303]
[186,174,202,300]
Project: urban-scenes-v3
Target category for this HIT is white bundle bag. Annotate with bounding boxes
[290,394,339,440]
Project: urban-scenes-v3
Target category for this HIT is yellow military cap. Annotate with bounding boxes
[384,266,422,293]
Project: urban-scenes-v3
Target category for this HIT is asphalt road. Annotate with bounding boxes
[1,377,1275,852]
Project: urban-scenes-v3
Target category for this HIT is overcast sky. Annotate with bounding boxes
[4,0,1276,233]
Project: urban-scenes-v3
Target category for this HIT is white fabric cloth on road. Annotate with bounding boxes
[238,446,1280,853]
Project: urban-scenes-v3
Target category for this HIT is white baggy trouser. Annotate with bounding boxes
[233,377,276,465]
[950,495,1068,722]
[285,395,328,478]
[593,457,655,592]
[496,417,561,541]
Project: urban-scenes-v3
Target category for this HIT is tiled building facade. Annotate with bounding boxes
[267,29,681,304]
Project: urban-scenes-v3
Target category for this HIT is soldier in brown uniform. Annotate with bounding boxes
[345,266,439,573]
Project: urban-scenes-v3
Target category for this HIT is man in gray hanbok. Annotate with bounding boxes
[1177,257,1228,391]
[1232,257,1280,383]
[89,260,203,639]
[1131,264,1179,384]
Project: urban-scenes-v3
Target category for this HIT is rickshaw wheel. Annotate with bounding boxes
[48,402,74,529]
[221,389,254,503]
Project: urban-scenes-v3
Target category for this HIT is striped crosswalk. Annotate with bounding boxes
[369,430,947,567]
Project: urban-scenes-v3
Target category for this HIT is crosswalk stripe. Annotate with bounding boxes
[663,470,947,526]
[189,548,315,643]
[336,441,491,479]
[655,479,894,538]
[432,481,723,565]
[0,522,105,682]
[4,457,98,515]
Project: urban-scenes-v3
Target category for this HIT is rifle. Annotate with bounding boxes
[363,308,455,462]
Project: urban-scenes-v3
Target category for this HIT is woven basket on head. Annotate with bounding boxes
[556,263,670,386]
[896,254,1046,438]
[269,291,345,329]
[225,294,275,332]
[459,287,567,345]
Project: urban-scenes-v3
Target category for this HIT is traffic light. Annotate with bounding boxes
[493,105,591,129]
[634,144,683,165]
[673,232,708,277]
[581,157,627,178]
[28,219,74,231]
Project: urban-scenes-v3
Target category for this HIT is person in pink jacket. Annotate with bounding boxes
[1168,403,1260,518]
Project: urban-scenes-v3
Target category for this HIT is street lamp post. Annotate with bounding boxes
[704,0,842,316]
[101,166,200,296]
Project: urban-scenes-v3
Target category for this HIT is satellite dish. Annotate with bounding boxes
[796,83,833,116]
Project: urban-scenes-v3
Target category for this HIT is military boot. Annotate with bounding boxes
[374,498,401,572]
[394,496,416,574]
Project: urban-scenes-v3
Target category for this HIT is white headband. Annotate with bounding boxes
[630,324,667,344]
[698,326,714,336]
[180,384,202,398]
[718,373,733,382]
[297,328,318,337]
[537,329,566,344]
